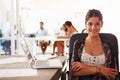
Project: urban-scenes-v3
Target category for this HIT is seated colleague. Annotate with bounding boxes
[0,29,2,45]
[69,9,118,80]
[0,29,2,37]
[1,27,11,54]
[57,21,78,39]
[52,21,78,56]
[36,22,50,54]
[52,24,67,56]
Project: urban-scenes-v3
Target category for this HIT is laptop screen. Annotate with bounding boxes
[19,36,33,60]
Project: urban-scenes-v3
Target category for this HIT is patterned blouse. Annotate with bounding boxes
[69,36,119,80]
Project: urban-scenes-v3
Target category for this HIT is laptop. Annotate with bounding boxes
[19,36,62,68]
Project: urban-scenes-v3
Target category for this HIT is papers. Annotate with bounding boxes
[31,55,62,69]
[0,69,37,77]
[32,59,62,68]
[35,54,57,61]
[48,59,62,68]
[0,57,37,77]
[0,57,27,64]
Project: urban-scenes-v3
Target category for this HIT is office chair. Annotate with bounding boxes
[1,40,11,55]
[69,32,119,80]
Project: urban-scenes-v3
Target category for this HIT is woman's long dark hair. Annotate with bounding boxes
[85,9,103,24]
[64,21,78,32]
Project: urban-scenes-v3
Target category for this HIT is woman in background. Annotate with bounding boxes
[57,21,78,39]
[52,24,67,56]
[52,21,78,56]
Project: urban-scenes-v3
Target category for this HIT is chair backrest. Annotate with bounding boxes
[69,33,119,72]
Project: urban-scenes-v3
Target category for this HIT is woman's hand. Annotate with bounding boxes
[72,62,83,72]
[57,35,69,39]
[99,66,118,79]
[57,36,63,38]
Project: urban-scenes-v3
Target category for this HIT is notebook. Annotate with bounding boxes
[19,36,62,68]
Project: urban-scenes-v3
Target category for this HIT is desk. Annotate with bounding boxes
[22,36,68,56]
[24,36,68,41]
[0,55,67,80]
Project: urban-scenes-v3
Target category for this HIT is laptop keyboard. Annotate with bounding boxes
[35,60,49,67]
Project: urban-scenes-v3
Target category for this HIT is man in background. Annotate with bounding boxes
[36,22,50,54]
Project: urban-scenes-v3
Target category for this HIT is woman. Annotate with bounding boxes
[53,21,77,56]
[58,21,78,48]
[52,24,67,56]
[57,21,77,39]
[70,9,118,80]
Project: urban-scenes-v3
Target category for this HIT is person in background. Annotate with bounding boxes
[1,22,11,55]
[70,9,118,80]
[52,24,67,56]
[58,21,78,47]
[0,29,2,37]
[52,21,78,56]
[57,21,78,39]
[36,22,50,54]
[36,22,47,36]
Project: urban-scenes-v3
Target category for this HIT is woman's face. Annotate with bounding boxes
[86,17,103,37]
[61,26,66,30]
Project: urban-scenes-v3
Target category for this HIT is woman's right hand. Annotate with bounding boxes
[99,66,118,79]
[72,62,83,72]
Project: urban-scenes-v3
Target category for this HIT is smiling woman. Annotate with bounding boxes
[85,10,103,37]
[69,9,119,80]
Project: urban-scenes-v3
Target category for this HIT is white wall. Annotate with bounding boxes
[0,0,11,35]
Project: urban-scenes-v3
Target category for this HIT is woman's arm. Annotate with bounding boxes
[57,35,69,39]
[72,62,117,79]
[57,29,72,39]
[72,62,96,76]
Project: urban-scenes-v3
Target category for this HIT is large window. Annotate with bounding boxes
[0,0,17,55]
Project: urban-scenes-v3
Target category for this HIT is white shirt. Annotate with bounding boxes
[81,48,105,66]
[58,30,66,36]
[36,29,48,36]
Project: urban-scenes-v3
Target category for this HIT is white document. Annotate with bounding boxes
[32,59,62,69]
[35,54,57,61]
[0,69,37,77]
[0,57,27,64]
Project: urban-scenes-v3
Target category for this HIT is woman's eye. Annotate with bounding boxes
[96,22,100,26]
[88,22,93,26]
